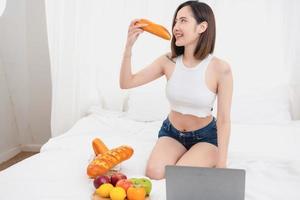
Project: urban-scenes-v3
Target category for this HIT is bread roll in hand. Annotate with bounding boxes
[135,18,171,40]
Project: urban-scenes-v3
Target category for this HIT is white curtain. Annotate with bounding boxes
[282,1,300,119]
[45,0,300,137]
[0,0,6,16]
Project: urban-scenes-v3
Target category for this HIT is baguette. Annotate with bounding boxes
[92,138,109,156]
[87,145,134,178]
[135,18,171,40]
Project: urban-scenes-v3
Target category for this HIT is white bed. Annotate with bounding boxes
[1,106,300,200]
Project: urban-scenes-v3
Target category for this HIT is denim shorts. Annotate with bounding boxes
[158,117,218,150]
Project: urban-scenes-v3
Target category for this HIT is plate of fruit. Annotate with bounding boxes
[92,171,152,200]
[88,138,152,200]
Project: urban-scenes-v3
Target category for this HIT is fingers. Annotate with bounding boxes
[129,28,144,38]
[130,18,140,26]
[126,19,147,47]
[128,22,146,35]
[129,19,148,30]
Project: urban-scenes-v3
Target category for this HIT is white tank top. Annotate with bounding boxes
[166,54,216,117]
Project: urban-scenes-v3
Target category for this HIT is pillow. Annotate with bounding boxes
[97,83,128,112]
[230,85,292,124]
[124,78,169,122]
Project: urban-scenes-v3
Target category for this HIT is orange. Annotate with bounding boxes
[127,186,146,200]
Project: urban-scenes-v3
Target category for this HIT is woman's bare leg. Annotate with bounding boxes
[145,137,186,180]
[176,142,218,167]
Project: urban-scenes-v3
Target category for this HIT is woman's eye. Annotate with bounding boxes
[175,19,187,24]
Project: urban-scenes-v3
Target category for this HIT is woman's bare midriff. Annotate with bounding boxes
[168,110,213,132]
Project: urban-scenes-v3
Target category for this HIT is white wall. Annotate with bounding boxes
[0,0,51,163]
[26,0,51,147]
[0,59,20,163]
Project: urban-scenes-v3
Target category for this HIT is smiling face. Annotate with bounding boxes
[173,6,207,47]
[170,1,216,60]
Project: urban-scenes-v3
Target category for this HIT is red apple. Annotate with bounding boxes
[116,179,133,192]
[110,172,127,186]
[93,175,110,189]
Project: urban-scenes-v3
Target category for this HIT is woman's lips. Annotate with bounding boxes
[174,33,183,39]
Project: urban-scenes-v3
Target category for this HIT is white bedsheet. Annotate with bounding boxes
[1,109,300,199]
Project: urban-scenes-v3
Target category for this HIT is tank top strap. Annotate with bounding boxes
[202,54,213,72]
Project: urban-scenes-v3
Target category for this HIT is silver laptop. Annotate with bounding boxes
[165,165,246,200]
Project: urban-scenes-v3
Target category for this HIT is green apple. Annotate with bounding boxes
[129,178,139,184]
[129,177,152,196]
[139,178,152,195]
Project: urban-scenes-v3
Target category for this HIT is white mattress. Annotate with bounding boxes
[1,109,300,200]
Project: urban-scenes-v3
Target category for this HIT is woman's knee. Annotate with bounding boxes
[145,163,165,180]
[144,137,186,180]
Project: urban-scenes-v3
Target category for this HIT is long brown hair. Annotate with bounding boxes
[171,1,216,60]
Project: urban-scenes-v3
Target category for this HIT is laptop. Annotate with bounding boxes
[165,165,246,200]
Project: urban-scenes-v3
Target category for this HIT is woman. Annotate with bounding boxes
[119,0,233,180]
